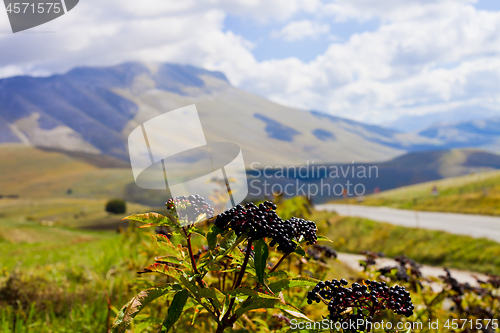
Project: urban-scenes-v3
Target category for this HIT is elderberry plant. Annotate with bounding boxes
[111,196,329,333]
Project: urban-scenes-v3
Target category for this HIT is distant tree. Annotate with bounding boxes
[105,199,126,214]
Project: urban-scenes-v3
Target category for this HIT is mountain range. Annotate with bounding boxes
[384,106,499,133]
[0,61,447,168]
[1,62,500,182]
[2,62,500,203]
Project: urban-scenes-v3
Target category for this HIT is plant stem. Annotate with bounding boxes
[183,227,220,317]
[232,240,253,289]
[219,240,253,332]
[269,253,290,273]
[184,231,199,274]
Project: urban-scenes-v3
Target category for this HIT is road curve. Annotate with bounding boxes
[316,204,500,243]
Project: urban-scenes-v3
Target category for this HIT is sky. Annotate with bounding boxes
[1,0,500,125]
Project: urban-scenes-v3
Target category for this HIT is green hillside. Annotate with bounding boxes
[0,145,150,228]
[0,144,133,199]
[356,168,500,215]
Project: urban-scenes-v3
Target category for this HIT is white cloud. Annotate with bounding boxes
[271,20,330,41]
[1,0,500,124]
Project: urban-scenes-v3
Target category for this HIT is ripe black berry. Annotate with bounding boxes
[306,278,414,331]
[214,201,318,253]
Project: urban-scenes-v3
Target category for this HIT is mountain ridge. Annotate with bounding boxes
[1,61,499,167]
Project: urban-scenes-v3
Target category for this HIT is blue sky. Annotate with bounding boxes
[0,0,500,125]
[224,14,379,62]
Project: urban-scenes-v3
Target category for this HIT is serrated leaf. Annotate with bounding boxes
[111,286,171,333]
[152,235,186,260]
[268,277,320,294]
[160,289,189,332]
[316,235,333,243]
[254,239,269,286]
[123,213,178,228]
[154,256,185,267]
[138,263,182,280]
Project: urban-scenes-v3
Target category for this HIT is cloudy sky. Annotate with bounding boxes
[1,0,500,124]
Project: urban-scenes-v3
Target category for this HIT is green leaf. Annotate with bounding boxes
[220,230,237,251]
[123,213,178,228]
[154,256,186,267]
[191,305,204,325]
[293,244,306,257]
[221,295,230,321]
[268,277,320,294]
[234,298,300,317]
[152,235,186,260]
[254,239,269,286]
[160,289,190,332]
[316,235,333,243]
[138,263,182,280]
[111,286,171,333]
[207,225,224,249]
[188,227,207,238]
[199,287,224,310]
[225,288,280,300]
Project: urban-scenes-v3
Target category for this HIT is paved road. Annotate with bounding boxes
[316,204,500,242]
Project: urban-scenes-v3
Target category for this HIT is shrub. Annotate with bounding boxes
[105,199,126,214]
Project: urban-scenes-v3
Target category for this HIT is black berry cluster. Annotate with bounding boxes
[379,266,411,283]
[379,255,423,287]
[214,201,317,253]
[395,255,423,278]
[307,279,414,329]
[478,274,500,289]
[441,269,496,325]
[166,195,214,223]
[307,244,337,262]
[359,251,385,270]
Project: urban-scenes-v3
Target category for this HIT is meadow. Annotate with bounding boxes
[1,146,500,332]
[354,170,500,215]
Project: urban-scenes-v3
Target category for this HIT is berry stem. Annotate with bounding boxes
[183,227,200,277]
[232,240,253,289]
[269,253,290,273]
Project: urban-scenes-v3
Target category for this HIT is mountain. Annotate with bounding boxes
[385,106,499,132]
[0,62,441,168]
[418,117,500,153]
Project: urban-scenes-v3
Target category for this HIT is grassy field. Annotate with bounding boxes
[2,145,500,331]
[0,145,134,200]
[2,200,500,331]
[310,211,500,274]
[352,169,500,215]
